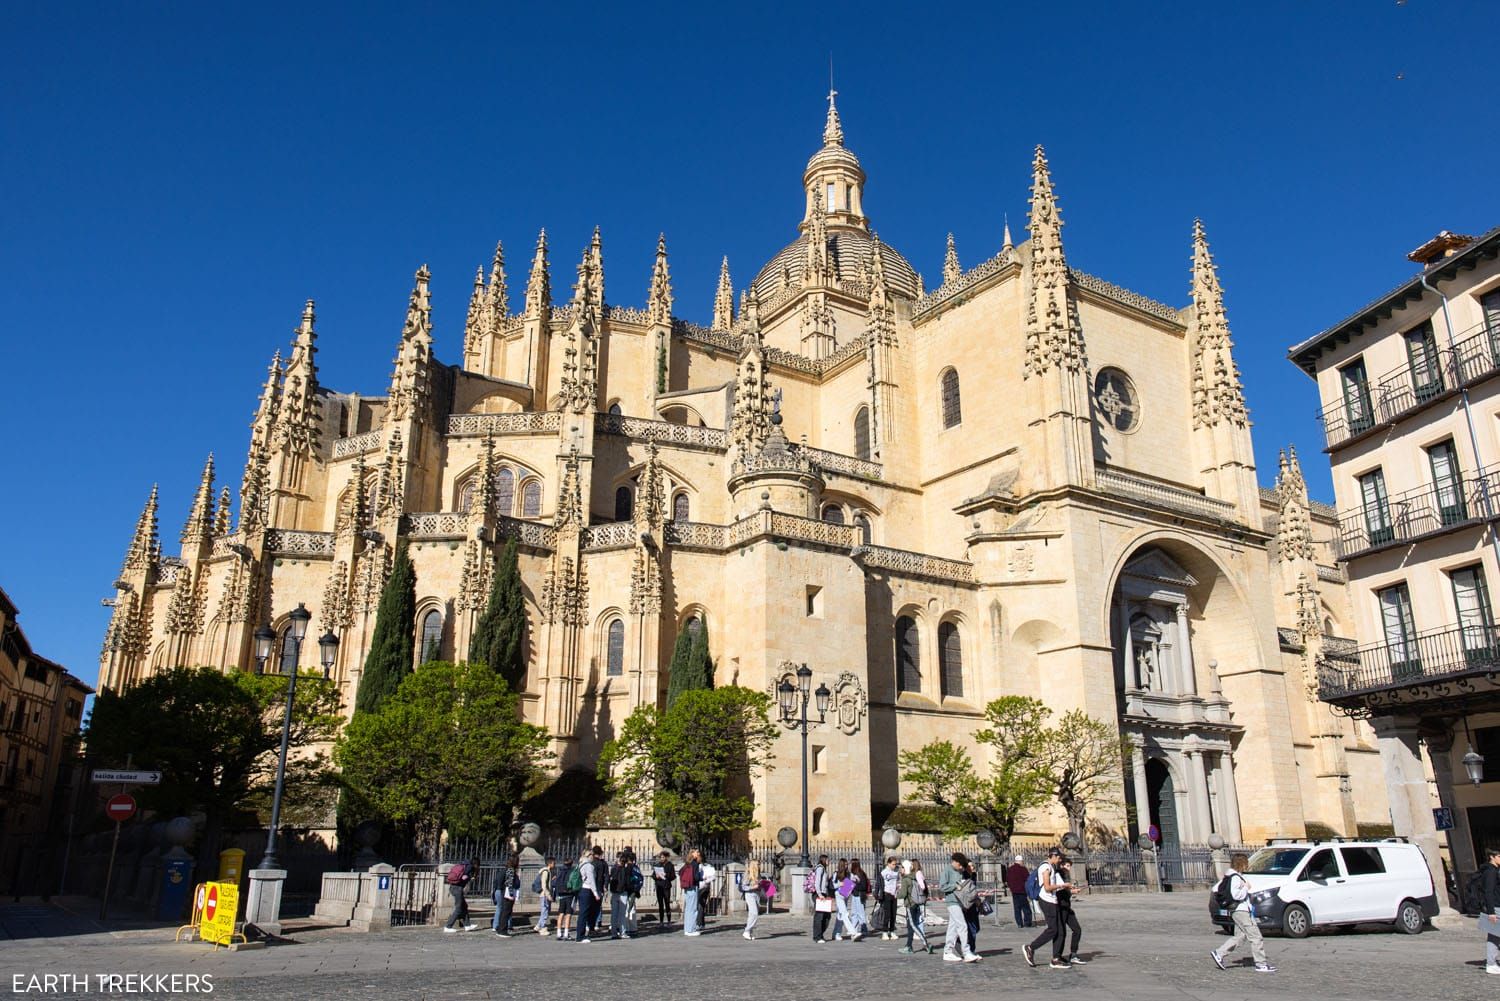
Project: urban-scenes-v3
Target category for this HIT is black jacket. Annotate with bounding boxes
[1483,863,1500,914]
[591,858,610,892]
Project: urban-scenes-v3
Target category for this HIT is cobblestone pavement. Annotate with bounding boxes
[0,894,1491,1000]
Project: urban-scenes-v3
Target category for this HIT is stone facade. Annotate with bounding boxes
[100,93,1389,845]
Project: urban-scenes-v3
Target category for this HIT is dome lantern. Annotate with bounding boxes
[802,89,867,233]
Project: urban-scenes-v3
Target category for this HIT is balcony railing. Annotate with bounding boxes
[1333,465,1500,559]
[1317,317,1500,449]
[1319,622,1500,705]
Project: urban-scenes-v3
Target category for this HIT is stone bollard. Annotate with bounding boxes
[245,866,288,935]
[1141,848,1161,892]
[350,863,396,932]
[724,863,745,915]
[788,865,812,915]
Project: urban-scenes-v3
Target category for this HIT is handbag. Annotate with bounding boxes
[977,895,994,916]
[815,896,835,913]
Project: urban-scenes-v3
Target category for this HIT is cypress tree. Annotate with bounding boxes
[666,618,712,707]
[471,539,527,690]
[353,540,417,715]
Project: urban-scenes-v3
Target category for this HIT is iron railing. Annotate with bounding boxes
[1319,622,1500,703]
[1333,465,1500,560]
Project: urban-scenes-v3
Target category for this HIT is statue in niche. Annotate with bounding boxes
[1135,644,1159,691]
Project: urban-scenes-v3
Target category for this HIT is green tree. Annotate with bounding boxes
[1040,709,1126,841]
[354,540,416,715]
[469,538,527,689]
[599,686,777,845]
[665,619,712,707]
[85,666,342,860]
[336,661,552,859]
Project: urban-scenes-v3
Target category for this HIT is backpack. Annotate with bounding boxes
[565,864,582,894]
[954,877,977,909]
[627,864,644,894]
[679,862,695,890]
[531,869,544,894]
[444,862,469,886]
[1212,873,1238,913]
[1465,866,1491,913]
[1024,867,1042,902]
[802,868,818,895]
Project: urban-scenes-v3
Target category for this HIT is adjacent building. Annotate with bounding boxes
[1,585,91,894]
[99,94,1390,847]
[1291,227,1500,902]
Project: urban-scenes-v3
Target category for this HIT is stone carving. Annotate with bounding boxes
[387,267,434,424]
[1023,146,1089,379]
[833,671,867,735]
[265,529,337,557]
[456,541,491,614]
[163,565,205,636]
[273,300,323,455]
[1275,447,1316,563]
[1189,220,1249,429]
[712,257,735,330]
[1007,542,1035,577]
[447,412,562,437]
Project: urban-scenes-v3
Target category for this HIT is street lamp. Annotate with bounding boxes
[1463,717,1487,787]
[778,663,829,867]
[256,604,337,872]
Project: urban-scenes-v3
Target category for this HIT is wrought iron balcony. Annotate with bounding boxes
[1316,318,1500,450]
[1333,465,1500,560]
[1319,622,1500,716]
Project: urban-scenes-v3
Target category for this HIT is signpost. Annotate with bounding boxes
[93,761,151,920]
[91,769,162,785]
[1434,807,1455,831]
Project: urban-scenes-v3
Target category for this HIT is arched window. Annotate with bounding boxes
[938,621,963,699]
[895,615,920,694]
[607,402,623,416]
[419,610,442,663]
[277,624,299,673]
[672,492,690,522]
[854,406,871,461]
[521,480,542,518]
[821,505,845,524]
[853,514,872,545]
[494,468,515,517]
[940,368,961,428]
[605,618,625,676]
[686,615,702,636]
[458,480,475,514]
[615,486,634,522]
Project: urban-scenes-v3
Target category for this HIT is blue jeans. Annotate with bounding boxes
[905,903,926,950]
[535,895,551,930]
[575,890,597,940]
[682,885,700,934]
[1012,893,1033,927]
[491,895,514,932]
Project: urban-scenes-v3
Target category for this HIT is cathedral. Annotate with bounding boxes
[100,94,1391,847]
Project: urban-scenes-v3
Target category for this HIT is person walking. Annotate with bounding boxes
[491,854,521,937]
[812,854,835,943]
[679,849,703,936]
[533,856,557,935]
[938,853,981,963]
[608,851,639,940]
[1006,854,1033,928]
[622,846,640,936]
[554,857,578,941]
[849,859,872,940]
[652,851,676,930]
[897,859,931,954]
[960,855,981,956]
[1210,852,1276,974]
[1024,847,1075,969]
[740,858,763,940]
[1054,857,1085,965]
[587,847,610,938]
[574,849,599,943]
[878,857,901,939]
[1477,847,1500,975]
[441,857,478,933]
[832,859,855,940]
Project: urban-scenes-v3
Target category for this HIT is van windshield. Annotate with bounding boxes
[1246,848,1308,875]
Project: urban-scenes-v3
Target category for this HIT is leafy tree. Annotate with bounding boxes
[599,686,777,845]
[336,661,552,859]
[665,619,712,707]
[85,666,342,861]
[469,538,527,689]
[354,540,417,715]
[1040,709,1126,840]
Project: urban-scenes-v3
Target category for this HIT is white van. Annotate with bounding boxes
[1207,840,1438,937]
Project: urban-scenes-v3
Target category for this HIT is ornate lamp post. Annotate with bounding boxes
[1463,717,1487,787]
[254,604,338,871]
[777,664,830,868]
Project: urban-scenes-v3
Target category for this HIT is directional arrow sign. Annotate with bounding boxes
[91,769,162,785]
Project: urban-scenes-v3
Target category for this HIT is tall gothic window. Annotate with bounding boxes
[854,406,871,461]
[895,615,920,694]
[419,610,442,663]
[853,513,872,545]
[615,486,634,522]
[495,468,515,517]
[940,368,961,428]
[521,480,541,517]
[821,504,844,524]
[608,402,623,416]
[458,480,475,514]
[672,492,690,522]
[938,621,963,699]
[605,618,625,677]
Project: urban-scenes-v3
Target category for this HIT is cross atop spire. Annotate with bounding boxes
[823,88,844,147]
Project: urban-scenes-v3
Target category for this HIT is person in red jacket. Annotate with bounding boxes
[1006,854,1034,928]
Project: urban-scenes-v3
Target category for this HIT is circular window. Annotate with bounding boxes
[1094,367,1140,433]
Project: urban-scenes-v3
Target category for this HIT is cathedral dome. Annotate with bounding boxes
[750,229,921,302]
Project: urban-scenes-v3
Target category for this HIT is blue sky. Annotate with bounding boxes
[2,2,1497,687]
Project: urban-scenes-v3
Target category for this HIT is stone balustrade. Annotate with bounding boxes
[403,512,469,539]
[332,430,383,459]
[853,544,976,584]
[1095,468,1236,522]
[447,411,562,437]
[581,521,638,551]
[265,529,337,557]
[595,413,728,450]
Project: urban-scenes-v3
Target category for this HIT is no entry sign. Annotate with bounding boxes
[105,793,137,822]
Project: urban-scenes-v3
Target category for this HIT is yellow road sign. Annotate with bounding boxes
[199,881,239,946]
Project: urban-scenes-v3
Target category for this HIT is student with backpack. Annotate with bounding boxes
[938,853,981,962]
[679,849,703,936]
[554,857,579,940]
[810,854,835,943]
[491,854,522,937]
[877,856,901,939]
[441,858,479,933]
[1210,852,1275,974]
[573,850,598,943]
[652,851,676,930]
[897,858,931,954]
[608,851,641,940]
[1006,854,1034,927]
[1023,847,1075,969]
[533,856,556,934]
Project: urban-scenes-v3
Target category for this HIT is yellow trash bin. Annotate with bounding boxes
[218,849,246,884]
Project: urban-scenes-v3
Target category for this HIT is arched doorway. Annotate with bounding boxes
[1146,758,1180,854]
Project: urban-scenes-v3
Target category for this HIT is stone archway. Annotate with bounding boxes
[1146,757,1180,854]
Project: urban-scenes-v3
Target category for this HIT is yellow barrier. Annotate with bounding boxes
[175,881,246,949]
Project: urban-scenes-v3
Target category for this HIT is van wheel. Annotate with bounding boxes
[1282,903,1311,938]
[1396,900,1425,935]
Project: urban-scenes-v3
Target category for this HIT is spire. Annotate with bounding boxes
[388,266,434,423]
[1023,145,1088,378]
[560,242,601,414]
[555,447,583,530]
[1002,215,1014,252]
[1189,219,1249,428]
[804,187,834,286]
[866,235,897,347]
[731,291,774,452]
[487,241,509,320]
[942,233,962,286]
[240,351,282,531]
[472,434,497,516]
[121,485,160,575]
[273,299,322,455]
[180,454,216,546]
[712,257,735,331]
[1276,446,1315,563]
[635,441,665,532]
[524,229,551,318]
[463,266,486,358]
[823,87,844,147]
[588,226,605,311]
[214,485,233,537]
[741,286,761,339]
[648,233,673,325]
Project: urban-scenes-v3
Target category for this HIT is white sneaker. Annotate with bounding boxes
[442,927,457,934]
[943,952,963,962]
[463,923,478,932]
[1486,965,1500,976]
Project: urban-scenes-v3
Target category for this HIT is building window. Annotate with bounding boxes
[940,368,961,428]
[821,504,844,524]
[615,486,634,522]
[812,807,826,836]
[1450,564,1495,662]
[672,492,690,522]
[1472,726,1500,783]
[806,585,823,618]
[1427,440,1466,525]
[853,514,872,546]
[938,621,963,699]
[1483,289,1500,343]
[495,468,515,517]
[826,181,835,210]
[1405,321,1444,402]
[521,480,541,518]
[1377,583,1418,679]
[608,402,623,416]
[895,615,920,694]
[1359,469,1392,546]
[854,406,871,461]
[605,618,625,677]
[419,610,442,663]
[458,480,476,514]
[1340,359,1373,434]
[812,745,828,774]
[1094,367,1141,432]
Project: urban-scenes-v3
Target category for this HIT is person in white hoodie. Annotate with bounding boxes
[1210,853,1276,974]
